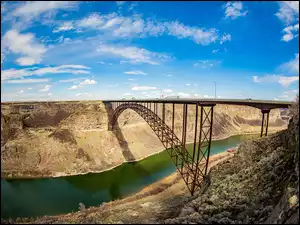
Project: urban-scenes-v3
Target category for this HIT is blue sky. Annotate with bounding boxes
[1,1,299,102]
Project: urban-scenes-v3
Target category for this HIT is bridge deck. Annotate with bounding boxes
[105,98,292,110]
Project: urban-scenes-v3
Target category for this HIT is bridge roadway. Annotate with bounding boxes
[105,98,292,110]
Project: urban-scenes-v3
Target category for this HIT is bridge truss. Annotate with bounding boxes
[108,101,215,195]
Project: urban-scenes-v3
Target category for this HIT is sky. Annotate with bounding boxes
[1,1,299,102]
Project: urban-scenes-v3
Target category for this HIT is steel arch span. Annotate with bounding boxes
[108,102,215,196]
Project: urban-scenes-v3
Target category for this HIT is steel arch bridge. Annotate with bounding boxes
[105,99,292,196]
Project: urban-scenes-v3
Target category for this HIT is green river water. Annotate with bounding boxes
[1,134,259,219]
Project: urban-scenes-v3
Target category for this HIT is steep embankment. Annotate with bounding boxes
[1,101,288,179]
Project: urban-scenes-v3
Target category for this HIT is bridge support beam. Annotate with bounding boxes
[260,109,270,137]
[190,104,215,195]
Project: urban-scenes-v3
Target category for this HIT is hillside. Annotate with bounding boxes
[1,101,288,179]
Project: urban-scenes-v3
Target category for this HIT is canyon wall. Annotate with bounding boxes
[1,101,289,178]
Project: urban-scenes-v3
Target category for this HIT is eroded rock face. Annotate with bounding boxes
[49,129,77,145]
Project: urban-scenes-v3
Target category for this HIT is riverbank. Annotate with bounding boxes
[1,130,268,180]
[6,150,236,224]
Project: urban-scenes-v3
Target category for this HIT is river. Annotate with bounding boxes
[1,134,258,219]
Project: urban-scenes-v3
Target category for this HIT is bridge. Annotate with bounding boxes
[104,98,292,196]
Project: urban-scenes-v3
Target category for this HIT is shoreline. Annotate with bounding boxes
[1,129,279,180]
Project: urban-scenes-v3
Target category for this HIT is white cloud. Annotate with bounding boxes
[2,29,47,66]
[48,93,53,96]
[220,34,231,44]
[12,1,76,18]
[39,85,52,92]
[212,49,219,54]
[275,1,299,25]
[18,90,24,94]
[224,2,248,20]
[279,53,299,74]
[68,85,79,90]
[5,78,50,84]
[75,92,90,96]
[163,89,172,93]
[67,79,96,90]
[15,57,40,66]
[194,60,221,68]
[1,65,90,81]
[186,84,191,86]
[132,86,157,91]
[278,76,299,87]
[97,44,169,65]
[128,78,136,81]
[281,23,299,42]
[79,79,96,85]
[77,13,106,28]
[167,21,218,45]
[166,74,173,77]
[7,1,78,30]
[53,21,75,33]
[253,74,299,87]
[124,70,147,75]
[178,92,190,98]
[27,87,32,90]
[59,12,224,46]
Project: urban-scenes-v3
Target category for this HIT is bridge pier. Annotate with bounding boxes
[260,109,270,137]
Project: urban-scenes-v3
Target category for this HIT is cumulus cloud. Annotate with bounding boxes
[275,1,299,25]
[212,49,219,54]
[275,2,299,42]
[281,23,299,42]
[67,79,96,90]
[53,21,75,33]
[68,85,79,90]
[80,79,96,85]
[253,74,299,87]
[166,21,218,45]
[220,34,231,44]
[224,2,248,20]
[2,29,47,66]
[53,12,227,46]
[39,84,52,92]
[124,70,147,75]
[1,64,90,81]
[97,44,169,65]
[132,86,157,91]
